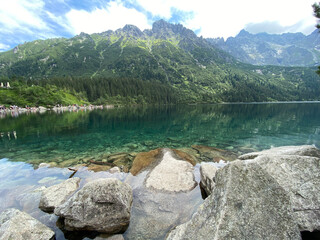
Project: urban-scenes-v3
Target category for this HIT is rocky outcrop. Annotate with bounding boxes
[145,149,197,192]
[166,160,301,240]
[54,178,133,233]
[199,162,218,196]
[239,145,320,232]
[39,177,80,212]
[239,145,320,160]
[0,208,55,240]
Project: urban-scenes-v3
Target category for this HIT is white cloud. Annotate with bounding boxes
[0,43,11,52]
[65,1,151,35]
[0,0,48,32]
[134,0,317,38]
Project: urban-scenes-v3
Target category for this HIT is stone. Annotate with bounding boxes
[199,162,218,196]
[145,149,196,192]
[0,208,55,240]
[239,145,320,160]
[87,164,111,172]
[191,145,237,162]
[172,149,196,165]
[246,154,320,232]
[54,178,133,233]
[109,166,121,174]
[38,163,51,168]
[130,148,161,175]
[39,177,80,212]
[166,160,301,240]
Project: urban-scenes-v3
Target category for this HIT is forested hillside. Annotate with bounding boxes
[0,20,320,106]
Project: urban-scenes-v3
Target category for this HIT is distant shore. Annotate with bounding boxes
[0,104,115,118]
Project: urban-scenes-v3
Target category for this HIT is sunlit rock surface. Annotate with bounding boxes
[0,208,55,240]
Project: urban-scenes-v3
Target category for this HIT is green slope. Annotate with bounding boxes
[0,20,320,105]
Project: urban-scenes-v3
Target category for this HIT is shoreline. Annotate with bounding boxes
[0,104,115,117]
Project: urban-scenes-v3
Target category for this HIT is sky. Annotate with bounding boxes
[0,0,318,51]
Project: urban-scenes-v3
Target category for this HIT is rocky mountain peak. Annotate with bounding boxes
[152,19,197,39]
[119,24,144,37]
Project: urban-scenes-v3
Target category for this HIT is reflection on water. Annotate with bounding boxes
[0,103,319,166]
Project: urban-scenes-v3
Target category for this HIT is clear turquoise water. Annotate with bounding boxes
[1,103,320,165]
[0,102,320,239]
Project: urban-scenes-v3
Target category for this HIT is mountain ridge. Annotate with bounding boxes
[0,20,320,105]
[208,29,320,67]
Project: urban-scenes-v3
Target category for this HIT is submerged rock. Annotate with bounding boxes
[199,162,218,196]
[166,160,301,240]
[0,208,55,240]
[130,148,161,175]
[39,177,80,212]
[54,178,133,234]
[145,149,197,192]
[191,145,237,162]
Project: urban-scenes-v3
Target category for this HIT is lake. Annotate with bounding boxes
[0,102,320,239]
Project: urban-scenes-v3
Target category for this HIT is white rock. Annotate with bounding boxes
[39,177,80,212]
[199,162,218,196]
[0,208,55,240]
[145,150,196,192]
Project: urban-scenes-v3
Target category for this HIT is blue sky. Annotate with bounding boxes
[0,0,317,51]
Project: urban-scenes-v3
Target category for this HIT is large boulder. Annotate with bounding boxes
[239,145,320,232]
[39,177,80,212]
[199,162,218,196]
[0,208,55,240]
[166,160,301,240]
[239,145,320,160]
[145,149,197,192]
[54,178,133,233]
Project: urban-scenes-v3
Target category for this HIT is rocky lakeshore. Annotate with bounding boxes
[0,145,319,239]
[0,104,115,118]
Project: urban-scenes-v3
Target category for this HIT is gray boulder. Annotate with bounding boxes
[145,149,197,192]
[166,160,301,240]
[239,145,320,232]
[54,178,133,233]
[199,162,218,196]
[0,208,55,240]
[239,145,320,160]
[39,177,80,212]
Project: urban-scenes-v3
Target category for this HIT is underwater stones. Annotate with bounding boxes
[39,177,80,212]
[166,160,300,240]
[172,149,196,165]
[130,148,161,175]
[0,208,55,240]
[109,166,121,174]
[54,178,133,234]
[145,149,196,192]
[199,162,218,196]
[191,145,237,162]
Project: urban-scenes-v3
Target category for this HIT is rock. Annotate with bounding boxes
[39,177,80,212]
[145,149,197,192]
[109,166,120,174]
[199,162,218,196]
[38,163,51,168]
[0,208,55,240]
[130,148,161,175]
[172,149,196,165]
[191,145,237,162]
[242,150,320,232]
[94,234,124,240]
[54,178,133,233]
[166,160,300,240]
[87,164,111,172]
[239,145,320,160]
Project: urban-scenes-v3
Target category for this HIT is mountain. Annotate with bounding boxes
[0,20,320,105]
[207,29,320,67]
